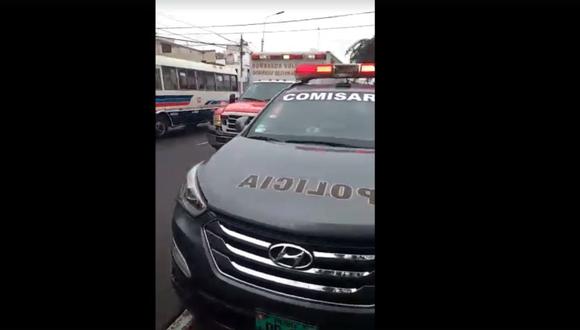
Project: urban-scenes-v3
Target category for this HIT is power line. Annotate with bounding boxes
[157,42,230,48]
[156,31,236,49]
[162,24,375,36]
[158,12,238,44]
[157,30,227,46]
[158,11,374,29]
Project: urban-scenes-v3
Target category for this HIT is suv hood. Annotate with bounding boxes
[197,137,375,243]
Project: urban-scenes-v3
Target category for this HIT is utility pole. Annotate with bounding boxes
[239,34,245,93]
[317,26,320,51]
[260,31,264,53]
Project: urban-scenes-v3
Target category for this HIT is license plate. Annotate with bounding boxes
[256,310,317,330]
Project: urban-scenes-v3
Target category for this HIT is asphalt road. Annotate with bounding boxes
[156,124,216,330]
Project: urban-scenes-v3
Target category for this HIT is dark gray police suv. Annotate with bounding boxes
[171,63,375,330]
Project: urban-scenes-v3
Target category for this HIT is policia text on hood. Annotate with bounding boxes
[238,175,375,206]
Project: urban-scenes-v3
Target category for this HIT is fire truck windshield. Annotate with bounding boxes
[240,82,292,102]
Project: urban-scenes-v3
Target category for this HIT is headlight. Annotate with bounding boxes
[178,162,207,216]
[213,112,221,127]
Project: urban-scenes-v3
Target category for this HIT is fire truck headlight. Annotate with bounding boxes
[213,112,221,127]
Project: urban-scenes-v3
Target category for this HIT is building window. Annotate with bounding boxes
[161,66,178,90]
[161,43,172,53]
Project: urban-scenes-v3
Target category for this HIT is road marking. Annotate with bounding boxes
[196,142,208,146]
[167,310,193,330]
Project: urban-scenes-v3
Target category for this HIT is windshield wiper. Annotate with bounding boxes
[241,97,264,102]
[285,140,359,148]
[247,136,283,142]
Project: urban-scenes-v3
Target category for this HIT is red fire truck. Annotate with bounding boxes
[207,51,340,149]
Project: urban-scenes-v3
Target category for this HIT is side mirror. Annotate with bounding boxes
[229,94,236,103]
[235,116,251,132]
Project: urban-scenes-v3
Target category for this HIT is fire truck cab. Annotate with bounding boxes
[207,80,293,149]
[207,51,341,149]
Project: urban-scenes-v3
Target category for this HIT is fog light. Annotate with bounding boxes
[172,238,191,278]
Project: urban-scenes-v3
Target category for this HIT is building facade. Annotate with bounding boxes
[225,44,251,93]
[156,37,217,64]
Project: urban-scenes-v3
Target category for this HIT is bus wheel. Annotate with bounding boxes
[155,116,169,137]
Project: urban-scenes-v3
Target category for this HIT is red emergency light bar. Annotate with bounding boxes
[251,53,327,61]
[295,63,375,81]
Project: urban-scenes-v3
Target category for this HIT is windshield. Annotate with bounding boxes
[240,82,292,101]
[245,90,375,149]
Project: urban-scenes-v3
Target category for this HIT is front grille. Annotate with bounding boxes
[221,115,251,134]
[203,219,375,307]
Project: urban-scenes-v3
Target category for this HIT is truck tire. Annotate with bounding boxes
[155,115,170,137]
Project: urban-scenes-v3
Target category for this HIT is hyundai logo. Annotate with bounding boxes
[268,243,313,269]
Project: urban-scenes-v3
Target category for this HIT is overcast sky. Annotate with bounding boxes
[156,0,374,63]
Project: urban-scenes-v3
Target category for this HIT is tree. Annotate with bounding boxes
[345,36,375,63]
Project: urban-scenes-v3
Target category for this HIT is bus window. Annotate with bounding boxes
[196,70,205,90]
[205,72,216,91]
[231,75,238,91]
[223,75,230,91]
[156,68,162,90]
[178,69,197,90]
[187,70,198,90]
[161,66,178,90]
[178,70,187,89]
[216,74,226,91]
